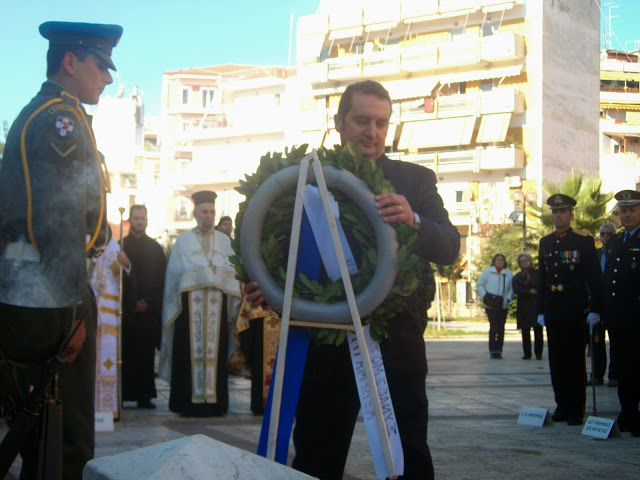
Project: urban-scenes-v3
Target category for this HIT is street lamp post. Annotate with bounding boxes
[510,190,538,252]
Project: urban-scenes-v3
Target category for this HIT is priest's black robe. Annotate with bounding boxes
[121,233,166,403]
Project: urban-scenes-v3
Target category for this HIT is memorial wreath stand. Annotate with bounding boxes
[261,151,399,479]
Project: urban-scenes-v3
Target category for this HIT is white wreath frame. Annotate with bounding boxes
[240,164,399,324]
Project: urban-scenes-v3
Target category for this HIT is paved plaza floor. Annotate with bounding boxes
[4,332,640,479]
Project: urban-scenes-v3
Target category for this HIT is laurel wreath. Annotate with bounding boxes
[230,143,424,345]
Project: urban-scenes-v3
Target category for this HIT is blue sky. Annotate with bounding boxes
[0,0,638,127]
[0,0,318,124]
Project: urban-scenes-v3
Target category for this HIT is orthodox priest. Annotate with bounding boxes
[159,191,241,416]
[121,205,166,409]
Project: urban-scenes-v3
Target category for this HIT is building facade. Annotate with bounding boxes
[158,64,298,238]
[599,48,640,194]
[295,0,600,311]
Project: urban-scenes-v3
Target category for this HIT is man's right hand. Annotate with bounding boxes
[537,315,545,327]
[64,319,86,364]
[245,281,267,309]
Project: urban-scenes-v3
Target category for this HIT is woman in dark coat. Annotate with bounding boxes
[512,252,543,360]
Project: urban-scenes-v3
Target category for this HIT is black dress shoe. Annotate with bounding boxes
[607,379,618,387]
[535,354,543,360]
[587,377,604,386]
[522,354,532,360]
[552,411,567,422]
[137,400,156,409]
[617,414,633,432]
[567,416,583,426]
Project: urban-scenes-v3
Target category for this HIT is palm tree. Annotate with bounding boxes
[527,173,614,237]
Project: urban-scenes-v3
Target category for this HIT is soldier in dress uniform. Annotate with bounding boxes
[0,21,121,478]
[602,189,640,436]
[536,194,602,426]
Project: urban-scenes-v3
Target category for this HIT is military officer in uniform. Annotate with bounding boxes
[536,194,602,426]
[602,190,640,436]
[0,21,121,478]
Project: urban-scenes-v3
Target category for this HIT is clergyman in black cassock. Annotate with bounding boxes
[121,205,166,408]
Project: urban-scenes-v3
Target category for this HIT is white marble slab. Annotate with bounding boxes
[83,434,317,480]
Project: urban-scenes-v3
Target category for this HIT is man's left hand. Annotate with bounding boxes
[375,193,415,226]
[587,312,600,334]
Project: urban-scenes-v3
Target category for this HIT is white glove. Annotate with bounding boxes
[537,315,545,327]
[587,312,601,334]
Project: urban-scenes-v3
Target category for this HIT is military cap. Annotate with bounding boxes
[615,189,640,207]
[39,21,123,71]
[191,190,217,206]
[547,193,577,210]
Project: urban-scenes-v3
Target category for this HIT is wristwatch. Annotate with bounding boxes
[412,212,421,231]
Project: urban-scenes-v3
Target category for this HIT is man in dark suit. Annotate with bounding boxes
[602,190,640,436]
[591,223,617,387]
[536,194,602,426]
[247,80,460,479]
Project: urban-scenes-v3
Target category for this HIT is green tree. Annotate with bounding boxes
[433,254,465,317]
[527,173,614,237]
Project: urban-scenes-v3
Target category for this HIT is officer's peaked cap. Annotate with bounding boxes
[547,193,577,210]
[615,189,640,207]
[39,21,123,71]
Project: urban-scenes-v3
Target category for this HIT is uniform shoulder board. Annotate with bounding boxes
[572,229,588,237]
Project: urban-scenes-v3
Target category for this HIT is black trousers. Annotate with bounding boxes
[521,325,544,357]
[0,292,96,480]
[121,311,157,403]
[486,308,507,354]
[608,328,640,429]
[292,338,433,480]
[546,316,586,418]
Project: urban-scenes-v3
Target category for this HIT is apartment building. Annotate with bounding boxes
[295,0,600,307]
[90,87,167,239]
[599,48,640,194]
[158,64,297,238]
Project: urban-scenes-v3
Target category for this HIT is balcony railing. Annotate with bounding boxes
[304,31,524,85]
[479,89,525,115]
[438,94,477,118]
[479,32,525,63]
[396,88,522,122]
[478,146,525,170]
[391,145,524,173]
[438,150,478,172]
[327,56,363,80]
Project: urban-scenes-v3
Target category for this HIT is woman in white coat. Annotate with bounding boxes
[476,254,514,359]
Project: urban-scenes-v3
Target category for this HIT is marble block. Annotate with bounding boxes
[83,434,317,480]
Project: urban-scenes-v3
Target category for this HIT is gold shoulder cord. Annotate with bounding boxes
[19,92,109,252]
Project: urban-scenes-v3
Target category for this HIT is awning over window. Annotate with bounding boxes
[601,103,640,111]
[386,123,397,147]
[600,70,640,82]
[398,117,476,150]
[439,65,524,85]
[476,113,512,143]
[384,78,440,101]
[328,26,363,40]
